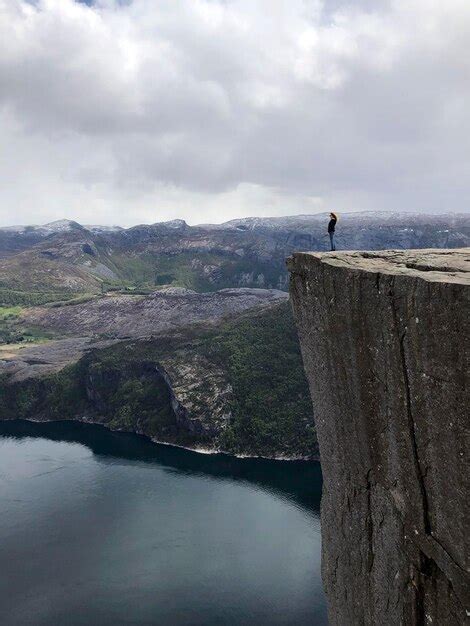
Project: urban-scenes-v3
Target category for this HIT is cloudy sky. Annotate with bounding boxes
[0,0,469,227]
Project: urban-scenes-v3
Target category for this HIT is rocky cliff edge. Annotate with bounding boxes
[288,249,469,625]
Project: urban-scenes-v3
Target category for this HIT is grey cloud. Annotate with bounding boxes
[0,0,469,226]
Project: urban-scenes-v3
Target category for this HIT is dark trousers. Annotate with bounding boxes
[329,232,335,251]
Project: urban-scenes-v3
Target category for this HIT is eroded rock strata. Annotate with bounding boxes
[288,249,469,625]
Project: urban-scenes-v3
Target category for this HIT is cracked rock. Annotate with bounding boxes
[288,249,469,625]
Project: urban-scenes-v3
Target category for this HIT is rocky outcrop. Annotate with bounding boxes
[22,287,288,337]
[288,249,469,625]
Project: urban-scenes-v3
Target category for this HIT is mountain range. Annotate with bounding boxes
[1,212,468,298]
[0,211,468,459]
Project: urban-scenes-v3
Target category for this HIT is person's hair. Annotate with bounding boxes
[330,212,337,220]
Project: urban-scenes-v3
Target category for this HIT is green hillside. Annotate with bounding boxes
[0,302,317,459]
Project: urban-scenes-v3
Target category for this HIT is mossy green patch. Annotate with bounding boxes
[198,302,316,457]
[0,289,79,307]
[0,305,56,346]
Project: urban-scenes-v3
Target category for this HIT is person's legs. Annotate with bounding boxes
[329,232,335,251]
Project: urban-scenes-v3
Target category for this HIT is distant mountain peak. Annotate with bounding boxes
[41,219,84,232]
[166,219,187,227]
[0,219,83,234]
[84,224,124,233]
[156,219,188,230]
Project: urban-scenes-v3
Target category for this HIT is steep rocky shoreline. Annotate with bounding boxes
[0,301,317,460]
[288,249,469,625]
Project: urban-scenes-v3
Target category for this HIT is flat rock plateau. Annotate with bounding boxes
[21,287,287,338]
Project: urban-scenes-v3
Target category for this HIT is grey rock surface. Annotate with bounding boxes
[288,248,469,625]
[22,287,288,337]
[0,337,118,382]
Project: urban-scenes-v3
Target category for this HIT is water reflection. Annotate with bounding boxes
[0,420,322,513]
[0,419,327,626]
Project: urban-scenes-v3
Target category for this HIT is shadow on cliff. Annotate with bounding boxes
[0,419,322,514]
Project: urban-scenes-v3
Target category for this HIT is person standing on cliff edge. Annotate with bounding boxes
[328,212,338,251]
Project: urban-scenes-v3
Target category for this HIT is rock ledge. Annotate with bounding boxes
[288,248,469,625]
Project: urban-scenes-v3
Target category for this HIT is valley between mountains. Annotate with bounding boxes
[0,212,468,459]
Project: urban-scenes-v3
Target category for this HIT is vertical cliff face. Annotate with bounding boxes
[288,249,469,625]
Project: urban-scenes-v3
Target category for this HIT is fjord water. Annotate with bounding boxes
[0,421,326,626]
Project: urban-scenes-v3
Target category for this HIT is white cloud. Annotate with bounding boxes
[0,0,469,226]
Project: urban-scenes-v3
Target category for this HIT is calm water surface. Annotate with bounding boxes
[0,420,327,626]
